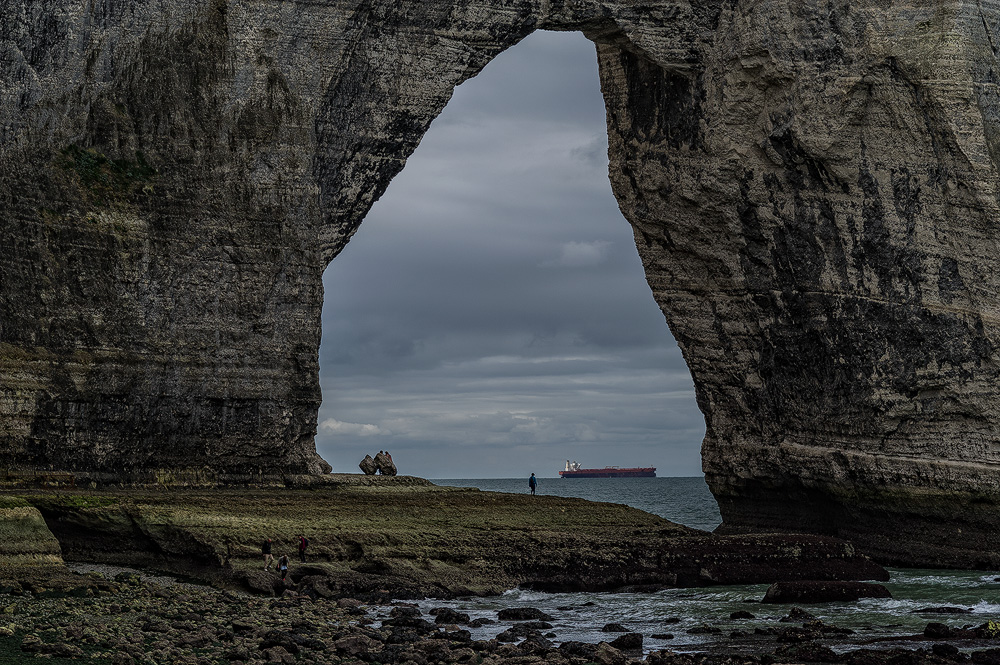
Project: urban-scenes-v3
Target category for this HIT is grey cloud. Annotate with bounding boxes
[317,30,704,478]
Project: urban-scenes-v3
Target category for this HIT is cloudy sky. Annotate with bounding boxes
[317,30,705,479]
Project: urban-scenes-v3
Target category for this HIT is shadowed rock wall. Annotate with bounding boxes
[5,0,1000,565]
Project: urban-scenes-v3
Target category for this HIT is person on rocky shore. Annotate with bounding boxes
[298,534,309,562]
[529,473,537,495]
[262,538,273,570]
[278,554,289,580]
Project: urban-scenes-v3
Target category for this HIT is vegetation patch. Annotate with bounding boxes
[56,145,156,205]
[0,497,28,510]
[23,494,121,510]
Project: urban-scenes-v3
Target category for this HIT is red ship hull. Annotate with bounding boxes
[559,467,656,478]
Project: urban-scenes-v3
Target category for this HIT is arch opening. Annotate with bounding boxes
[316,31,704,481]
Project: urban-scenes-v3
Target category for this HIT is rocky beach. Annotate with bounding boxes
[2,476,994,664]
[4,561,1000,665]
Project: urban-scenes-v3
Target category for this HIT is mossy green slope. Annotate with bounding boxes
[0,497,63,571]
[3,476,886,598]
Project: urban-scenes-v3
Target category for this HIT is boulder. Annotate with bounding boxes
[779,607,817,622]
[374,451,397,476]
[359,455,377,475]
[924,623,957,639]
[593,642,626,665]
[497,607,554,622]
[763,581,892,604]
[608,633,643,650]
[430,608,470,624]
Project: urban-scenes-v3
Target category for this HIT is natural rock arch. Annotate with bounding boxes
[3,0,1000,566]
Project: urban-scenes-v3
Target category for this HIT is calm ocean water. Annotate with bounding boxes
[432,476,722,532]
[375,477,1000,654]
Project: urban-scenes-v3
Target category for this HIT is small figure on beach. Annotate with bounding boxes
[278,554,289,580]
[262,538,273,570]
[529,473,537,495]
[298,534,309,562]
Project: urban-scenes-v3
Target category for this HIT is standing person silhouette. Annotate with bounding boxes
[278,554,289,580]
[262,538,273,570]
[529,473,537,495]
[298,534,309,562]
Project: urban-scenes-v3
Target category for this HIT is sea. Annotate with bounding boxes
[370,476,1000,654]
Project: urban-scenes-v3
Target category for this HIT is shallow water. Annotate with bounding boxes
[374,568,1000,655]
[419,477,1000,653]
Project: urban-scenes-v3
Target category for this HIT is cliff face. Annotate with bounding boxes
[4,0,1000,564]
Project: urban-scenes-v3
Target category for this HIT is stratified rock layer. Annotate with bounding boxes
[5,0,1000,565]
[9,481,889,597]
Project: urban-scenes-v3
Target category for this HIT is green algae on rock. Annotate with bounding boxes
[0,498,63,572]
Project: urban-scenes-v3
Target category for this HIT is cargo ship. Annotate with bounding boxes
[559,460,656,478]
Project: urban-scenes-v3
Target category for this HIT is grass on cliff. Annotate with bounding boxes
[56,144,156,205]
[9,477,694,595]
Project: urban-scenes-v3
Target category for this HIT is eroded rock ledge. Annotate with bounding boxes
[2,481,886,599]
[5,1,1000,566]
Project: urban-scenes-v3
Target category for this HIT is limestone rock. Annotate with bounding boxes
[373,452,396,476]
[358,456,377,476]
[4,0,1000,566]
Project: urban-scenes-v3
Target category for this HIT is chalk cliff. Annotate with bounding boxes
[5,0,1000,565]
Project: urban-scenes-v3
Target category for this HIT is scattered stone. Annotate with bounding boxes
[730,610,755,619]
[430,608,470,624]
[687,624,722,634]
[224,647,251,662]
[777,626,821,643]
[932,643,962,658]
[925,623,958,639]
[262,645,295,664]
[495,629,519,643]
[974,649,1000,665]
[593,642,626,665]
[336,597,364,609]
[608,632,643,650]
[497,622,543,638]
[650,633,674,640]
[602,622,629,632]
[779,607,817,622]
[559,641,598,659]
[518,620,552,630]
[496,607,554,622]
